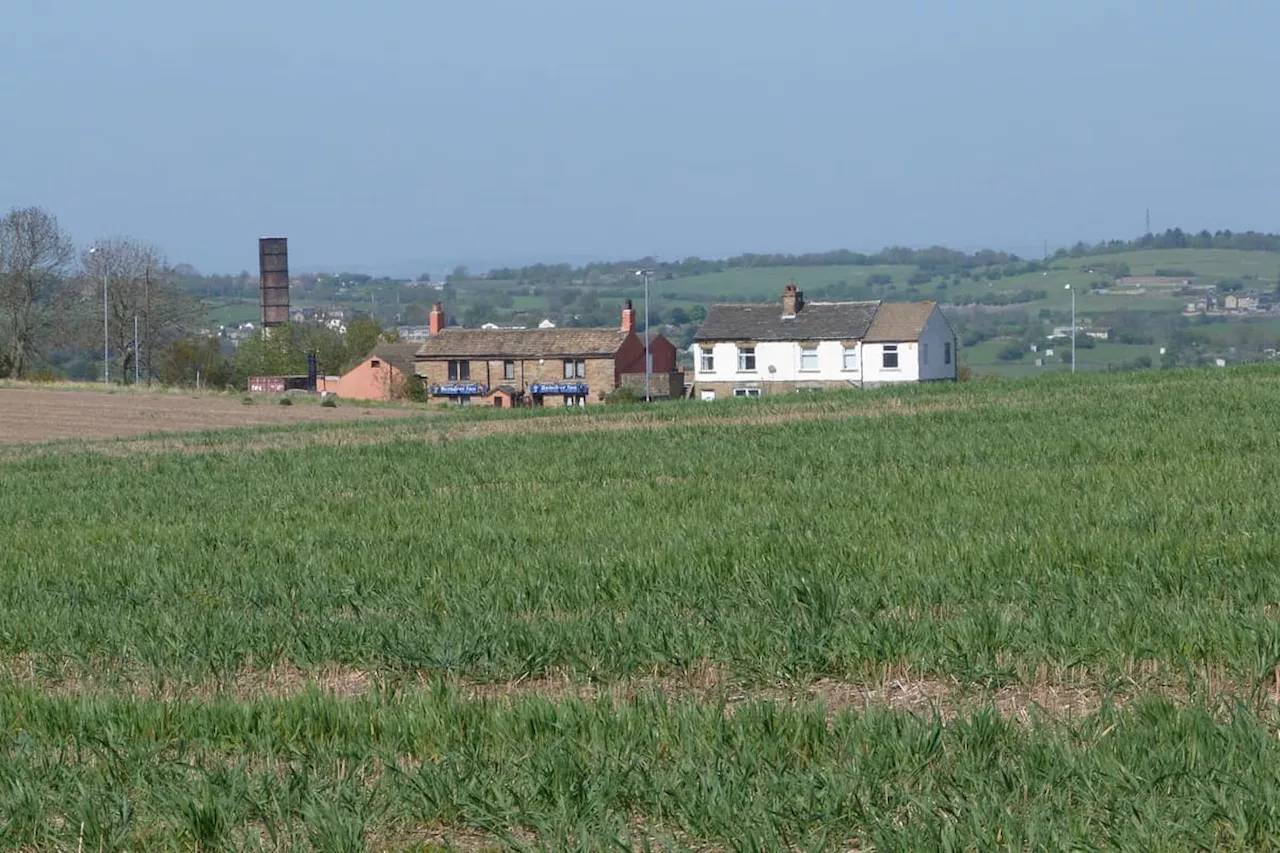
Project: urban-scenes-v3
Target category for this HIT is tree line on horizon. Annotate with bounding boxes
[478,228,1280,288]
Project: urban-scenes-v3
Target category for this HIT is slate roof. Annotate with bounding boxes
[362,343,422,376]
[693,301,881,343]
[863,302,940,343]
[415,327,631,359]
[693,299,942,344]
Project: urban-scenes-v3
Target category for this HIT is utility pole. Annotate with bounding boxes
[89,247,108,384]
[144,265,151,385]
[1065,283,1076,374]
[134,315,140,384]
[635,268,654,402]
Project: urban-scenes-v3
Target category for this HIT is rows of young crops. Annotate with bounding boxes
[3,370,1280,687]
[6,368,1280,848]
[4,687,1280,850]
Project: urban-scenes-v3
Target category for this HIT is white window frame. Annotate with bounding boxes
[733,387,761,398]
[563,359,586,379]
[448,360,469,381]
[842,345,859,372]
[799,345,819,372]
[882,345,899,370]
[699,348,714,372]
[503,360,515,380]
[737,346,757,373]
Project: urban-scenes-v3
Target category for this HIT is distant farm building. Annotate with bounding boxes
[1116,275,1195,287]
[330,343,423,402]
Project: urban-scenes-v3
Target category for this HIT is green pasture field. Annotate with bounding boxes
[202,298,261,327]
[7,368,1280,849]
[961,339,1165,376]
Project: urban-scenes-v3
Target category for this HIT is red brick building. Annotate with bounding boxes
[330,343,421,401]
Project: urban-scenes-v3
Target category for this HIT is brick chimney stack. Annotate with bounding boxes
[621,298,635,332]
[782,282,803,317]
[429,302,445,335]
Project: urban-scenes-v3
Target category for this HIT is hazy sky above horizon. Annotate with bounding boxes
[2,0,1276,274]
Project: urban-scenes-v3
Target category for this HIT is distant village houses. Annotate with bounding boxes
[1050,326,1110,341]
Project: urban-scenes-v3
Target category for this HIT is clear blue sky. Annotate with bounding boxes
[2,0,1275,275]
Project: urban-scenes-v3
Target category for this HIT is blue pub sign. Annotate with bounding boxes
[529,382,589,395]
[430,383,487,396]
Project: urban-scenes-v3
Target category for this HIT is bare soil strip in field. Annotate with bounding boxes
[8,657,1275,722]
[0,392,1011,462]
[0,387,416,445]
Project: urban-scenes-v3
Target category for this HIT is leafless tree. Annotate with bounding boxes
[0,206,76,378]
[82,238,201,384]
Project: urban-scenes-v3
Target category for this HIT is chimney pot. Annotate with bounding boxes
[781,283,803,316]
[621,299,636,332]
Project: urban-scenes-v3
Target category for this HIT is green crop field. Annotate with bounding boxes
[7,369,1280,849]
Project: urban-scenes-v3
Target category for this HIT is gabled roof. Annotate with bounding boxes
[693,301,881,343]
[415,327,631,359]
[360,342,421,376]
[863,302,940,343]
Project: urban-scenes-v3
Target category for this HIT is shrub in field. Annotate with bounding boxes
[241,396,254,405]
[321,396,338,408]
[604,386,641,404]
[278,396,293,406]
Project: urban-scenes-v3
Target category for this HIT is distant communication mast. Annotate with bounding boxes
[259,237,290,328]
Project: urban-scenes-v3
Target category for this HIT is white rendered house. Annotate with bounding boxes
[691,284,956,399]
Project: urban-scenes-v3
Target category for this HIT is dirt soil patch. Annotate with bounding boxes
[9,657,1275,723]
[0,387,417,444]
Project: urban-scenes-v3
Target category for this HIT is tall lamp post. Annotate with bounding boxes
[1065,283,1076,374]
[635,267,654,401]
[89,246,107,384]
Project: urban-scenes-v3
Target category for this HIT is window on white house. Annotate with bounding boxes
[700,348,714,372]
[448,360,469,381]
[503,360,515,380]
[738,346,756,372]
[944,342,952,365]
[882,345,899,370]
[563,359,586,378]
[922,343,929,365]
[842,346,859,371]
[733,387,761,397]
[800,346,819,372]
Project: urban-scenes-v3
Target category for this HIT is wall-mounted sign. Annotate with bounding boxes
[530,382,588,395]
[431,383,487,396]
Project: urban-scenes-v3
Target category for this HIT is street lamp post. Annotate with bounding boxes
[635,268,654,402]
[89,247,108,384]
[1065,283,1076,374]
